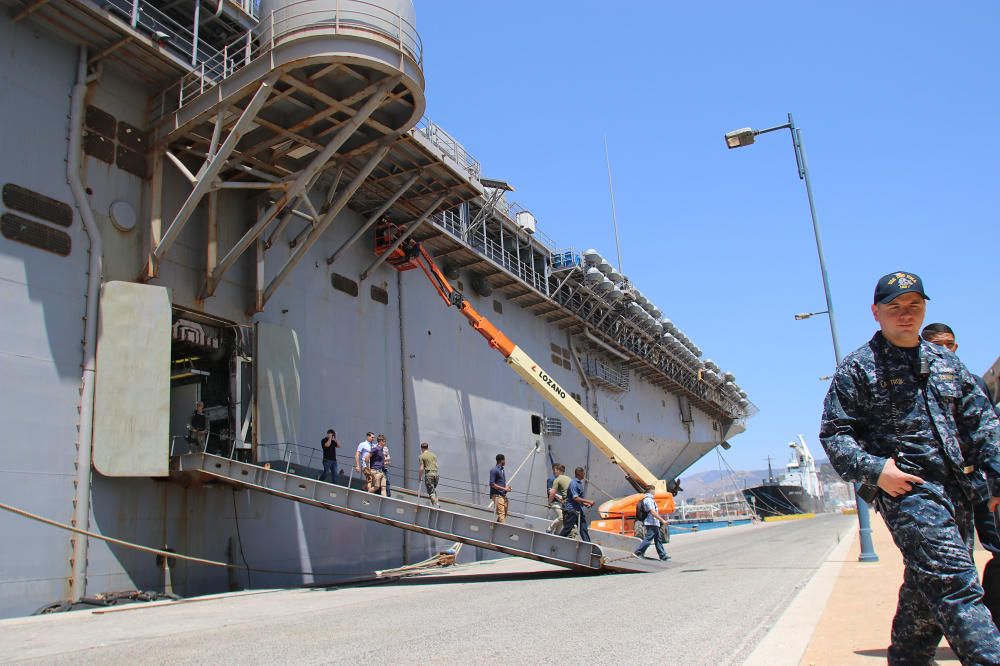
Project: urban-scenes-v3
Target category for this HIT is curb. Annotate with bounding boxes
[743,521,858,665]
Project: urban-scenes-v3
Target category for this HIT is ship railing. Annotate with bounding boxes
[98,0,209,67]
[184,439,572,519]
[430,208,465,240]
[169,433,251,458]
[582,357,629,392]
[415,118,481,181]
[547,274,748,418]
[489,195,558,252]
[151,0,422,123]
[466,226,548,294]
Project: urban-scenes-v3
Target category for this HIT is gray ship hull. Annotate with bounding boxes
[0,0,749,618]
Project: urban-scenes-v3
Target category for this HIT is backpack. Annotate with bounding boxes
[635,496,650,522]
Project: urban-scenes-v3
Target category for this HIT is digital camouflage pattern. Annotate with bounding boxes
[820,331,1000,665]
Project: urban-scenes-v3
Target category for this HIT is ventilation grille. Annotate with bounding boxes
[2,184,72,227]
[2,213,71,256]
[82,105,150,179]
[542,417,563,436]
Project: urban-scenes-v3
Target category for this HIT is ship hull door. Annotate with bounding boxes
[93,281,172,476]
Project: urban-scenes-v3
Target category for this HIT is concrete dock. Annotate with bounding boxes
[2,511,989,665]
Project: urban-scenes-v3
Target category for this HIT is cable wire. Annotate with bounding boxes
[0,500,365,579]
[231,488,253,587]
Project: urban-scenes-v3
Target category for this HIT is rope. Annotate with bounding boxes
[0,500,363,579]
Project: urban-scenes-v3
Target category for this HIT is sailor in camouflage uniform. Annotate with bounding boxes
[820,271,1000,665]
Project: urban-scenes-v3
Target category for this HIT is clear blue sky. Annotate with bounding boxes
[414,2,999,474]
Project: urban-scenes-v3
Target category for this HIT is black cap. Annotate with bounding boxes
[874,271,930,305]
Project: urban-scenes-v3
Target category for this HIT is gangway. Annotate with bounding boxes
[170,453,667,574]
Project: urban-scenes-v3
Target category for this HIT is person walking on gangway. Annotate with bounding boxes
[559,467,594,542]
[418,442,440,506]
[318,429,340,483]
[355,432,374,492]
[547,463,570,534]
[365,435,389,496]
[489,454,512,523]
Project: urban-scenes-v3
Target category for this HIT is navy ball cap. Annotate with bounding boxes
[874,271,930,305]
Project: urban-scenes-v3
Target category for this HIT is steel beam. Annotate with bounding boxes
[326,173,418,265]
[165,151,197,184]
[260,143,392,307]
[153,74,277,265]
[206,190,218,280]
[359,193,448,281]
[207,112,224,159]
[205,76,399,296]
[143,151,163,279]
[13,0,52,21]
[264,199,303,250]
[288,171,337,250]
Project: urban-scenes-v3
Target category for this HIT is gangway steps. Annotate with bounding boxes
[170,454,665,574]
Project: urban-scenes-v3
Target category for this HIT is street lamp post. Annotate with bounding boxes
[725,113,878,563]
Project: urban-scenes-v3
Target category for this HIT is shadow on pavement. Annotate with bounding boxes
[385,569,579,587]
[854,647,958,661]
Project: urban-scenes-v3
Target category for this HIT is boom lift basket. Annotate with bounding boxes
[373,219,420,271]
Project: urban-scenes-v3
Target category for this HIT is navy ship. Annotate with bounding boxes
[0,0,752,618]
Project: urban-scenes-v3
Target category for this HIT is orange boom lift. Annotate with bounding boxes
[374,223,674,534]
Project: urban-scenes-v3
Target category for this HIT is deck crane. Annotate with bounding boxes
[374,222,674,531]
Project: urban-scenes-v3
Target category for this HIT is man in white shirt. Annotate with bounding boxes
[354,432,374,492]
[633,485,669,561]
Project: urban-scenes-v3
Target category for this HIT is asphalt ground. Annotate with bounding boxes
[1,512,854,665]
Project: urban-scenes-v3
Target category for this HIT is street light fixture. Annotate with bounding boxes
[724,128,756,149]
[725,113,878,563]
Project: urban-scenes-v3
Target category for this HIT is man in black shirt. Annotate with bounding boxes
[188,401,208,453]
[318,429,340,483]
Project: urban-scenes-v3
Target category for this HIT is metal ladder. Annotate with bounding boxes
[170,453,666,574]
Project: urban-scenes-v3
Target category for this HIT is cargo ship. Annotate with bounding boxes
[0,0,752,617]
[743,436,823,518]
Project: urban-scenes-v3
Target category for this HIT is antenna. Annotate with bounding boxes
[603,135,624,274]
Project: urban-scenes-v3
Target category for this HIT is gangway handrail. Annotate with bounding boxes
[170,453,664,573]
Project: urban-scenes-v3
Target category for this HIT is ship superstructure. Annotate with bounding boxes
[0,0,752,617]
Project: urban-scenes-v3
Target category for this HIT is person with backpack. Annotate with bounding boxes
[365,435,389,496]
[633,485,669,561]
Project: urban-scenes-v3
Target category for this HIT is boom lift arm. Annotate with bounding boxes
[403,239,666,495]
